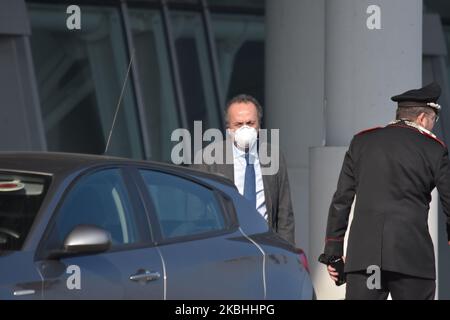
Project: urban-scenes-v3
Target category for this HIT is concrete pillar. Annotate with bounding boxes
[325,0,423,145]
[430,189,439,299]
[310,147,351,299]
[265,0,326,252]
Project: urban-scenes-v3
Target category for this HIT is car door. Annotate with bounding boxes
[134,168,265,300]
[36,167,164,299]
[0,172,51,299]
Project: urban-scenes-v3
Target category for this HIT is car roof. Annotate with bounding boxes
[0,152,236,188]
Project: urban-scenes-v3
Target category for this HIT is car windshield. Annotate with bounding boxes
[0,172,49,251]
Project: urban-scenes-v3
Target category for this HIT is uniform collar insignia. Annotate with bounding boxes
[388,119,437,139]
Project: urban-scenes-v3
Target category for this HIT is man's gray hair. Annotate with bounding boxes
[224,94,263,128]
[396,106,436,121]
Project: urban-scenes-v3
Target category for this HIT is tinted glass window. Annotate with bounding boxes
[211,13,265,113]
[128,9,180,162]
[28,4,144,159]
[140,170,225,239]
[171,11,222,133]
[0,173,49,251]
[49,169,143,248]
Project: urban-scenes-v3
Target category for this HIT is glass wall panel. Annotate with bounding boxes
[128,9,180,162]
[211,13,265,116]
[28,4,143,159]
[170,11,221,133]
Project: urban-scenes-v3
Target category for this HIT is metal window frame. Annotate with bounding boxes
[200,0,224,132]
[119,1,152,160]
[128,0,253,136]
[207,5,264,16]
[160,0,189,129]
[154,0,265,133]
[21,35,49,151]
[160,0,227,132]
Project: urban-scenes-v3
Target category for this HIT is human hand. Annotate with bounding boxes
[327,256,345,283]
[327,264,339,282]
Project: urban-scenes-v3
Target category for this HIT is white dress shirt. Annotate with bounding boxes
[232,142,267,220]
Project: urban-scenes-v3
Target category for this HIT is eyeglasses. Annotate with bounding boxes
[432,114,439,123]
[427,113,439,124]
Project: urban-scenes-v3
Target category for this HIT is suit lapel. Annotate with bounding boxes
[218,162,234,182]
[217,140,234,181]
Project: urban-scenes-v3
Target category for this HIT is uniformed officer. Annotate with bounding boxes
[319,82,450,300]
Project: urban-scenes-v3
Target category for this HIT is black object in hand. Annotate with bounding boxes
[318,254,347,286]
[329,257,346,286]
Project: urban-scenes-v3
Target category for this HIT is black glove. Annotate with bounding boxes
[318,254,346,286]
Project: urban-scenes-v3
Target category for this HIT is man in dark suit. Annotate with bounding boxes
[192,94,295,245]
[319,82,450,299]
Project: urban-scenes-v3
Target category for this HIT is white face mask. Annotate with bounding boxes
[229,125,258,149]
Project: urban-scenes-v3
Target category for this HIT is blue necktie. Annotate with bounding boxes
[244,152,256,209]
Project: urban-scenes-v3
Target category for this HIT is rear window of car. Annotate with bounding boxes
[0,172,49,251]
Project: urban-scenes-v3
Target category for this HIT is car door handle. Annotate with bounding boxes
[129,270,160,283]
[13,289,36,296]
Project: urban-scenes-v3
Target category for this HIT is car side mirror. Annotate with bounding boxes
[46,225,112,259]
[63,225,112,255]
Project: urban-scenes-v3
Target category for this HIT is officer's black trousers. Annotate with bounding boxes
[345,270,436,300]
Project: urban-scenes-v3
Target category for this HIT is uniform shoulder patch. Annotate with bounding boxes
[421,132,447,148]
[356,127,382,136]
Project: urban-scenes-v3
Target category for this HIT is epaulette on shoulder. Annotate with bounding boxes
[421,132,447,148]
[356,127,382,136]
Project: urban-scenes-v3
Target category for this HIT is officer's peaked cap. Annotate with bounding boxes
[391,82,442,113]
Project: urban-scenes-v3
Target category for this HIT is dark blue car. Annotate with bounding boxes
[0,152,313,299]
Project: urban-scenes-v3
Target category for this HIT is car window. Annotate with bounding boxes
[139,170,225,239]
[0,173,49,251]
[48,169,142,248]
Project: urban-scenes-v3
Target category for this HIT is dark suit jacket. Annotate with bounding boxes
[191,141,295,245]
[324,121,450,279]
